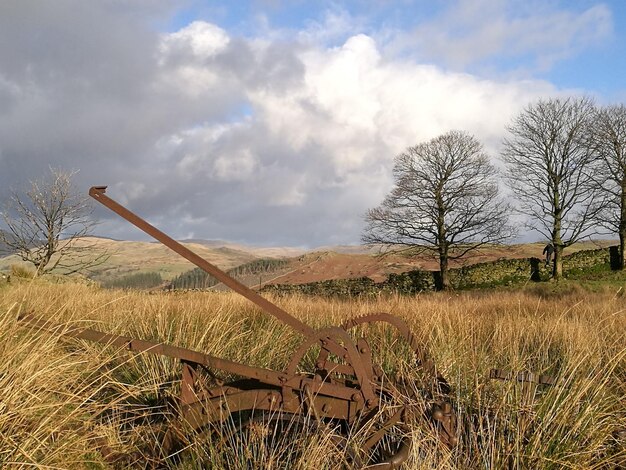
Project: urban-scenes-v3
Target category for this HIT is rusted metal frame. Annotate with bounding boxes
[181,380,364,425]
[300,387,358,420]
[355,338,374,381]
[20,312,371,435]
[181,362,201,405]
[179,373,367,419]
[286,331,356,378]
[19,312,288,386]
[284,326,376,405]
[180,388,362,431]
[18,312,367,411]
[430,401,458,447]
[181,389,284,429]
[88,186,349,361]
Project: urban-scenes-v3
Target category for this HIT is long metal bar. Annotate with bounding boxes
[18,313,356,400]
[89,186,314,337]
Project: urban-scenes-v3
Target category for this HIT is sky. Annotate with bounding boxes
[1,0,625,247]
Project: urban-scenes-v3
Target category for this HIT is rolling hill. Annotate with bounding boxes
[0,236,617,288]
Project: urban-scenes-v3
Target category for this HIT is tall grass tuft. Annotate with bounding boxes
[0,280,624,468]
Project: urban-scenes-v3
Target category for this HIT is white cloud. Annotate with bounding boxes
[0,3,581,246]
[159,21,230,60]
[298,7,366,46]
[389,0,613,72]
[139,27,556,243]
[213,148,258,181]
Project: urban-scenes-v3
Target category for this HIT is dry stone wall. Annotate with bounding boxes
[262,247,614,296]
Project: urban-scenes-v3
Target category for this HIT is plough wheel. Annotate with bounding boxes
[277,313,447,468]
[339,313,449,393]
[309,313,457,457]
[339,314,457,447]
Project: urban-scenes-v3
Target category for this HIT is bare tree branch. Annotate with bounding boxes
[502,96,602,279]
[589,104,626,269]
[0,168,108,276]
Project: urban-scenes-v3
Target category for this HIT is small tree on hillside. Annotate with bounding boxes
[590,104,626,269]
[363,130,514,290]
[502,97,603,280]
[0,168,107,276]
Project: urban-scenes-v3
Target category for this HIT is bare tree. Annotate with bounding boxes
[0,168,107,276]
[591,104,626,269]
[502,97,603,279]
[363,130,513,290]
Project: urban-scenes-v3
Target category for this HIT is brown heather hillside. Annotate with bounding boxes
[258,240,616,285]
[0,237,616,287]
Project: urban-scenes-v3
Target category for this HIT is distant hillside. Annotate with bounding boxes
[0,236,265,280]
[169,258,290,290]
[263,245,624,296]
[181,238,308,258]
[258,240,617,286]
[0,235,617,287]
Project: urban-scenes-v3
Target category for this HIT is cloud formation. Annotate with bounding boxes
[0,1,582,246]
[389,0,612,73]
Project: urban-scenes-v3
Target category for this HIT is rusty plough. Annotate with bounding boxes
[17,186,569,468]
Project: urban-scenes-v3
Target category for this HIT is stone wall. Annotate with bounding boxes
[262,247,616,297]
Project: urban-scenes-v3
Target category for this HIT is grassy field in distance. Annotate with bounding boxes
[1,277,624,468]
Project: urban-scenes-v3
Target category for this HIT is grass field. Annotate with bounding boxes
[1,277,624,468]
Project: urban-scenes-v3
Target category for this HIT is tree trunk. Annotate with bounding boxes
[553,244,564,279]
[618,185,626,270]
[617,229,626,271]
[437,252,450,291]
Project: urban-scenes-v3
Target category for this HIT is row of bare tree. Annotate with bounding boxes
[363,97,626,290]
[1,97,624,285]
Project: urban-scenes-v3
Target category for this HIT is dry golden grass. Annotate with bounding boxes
[0,278,624,468]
